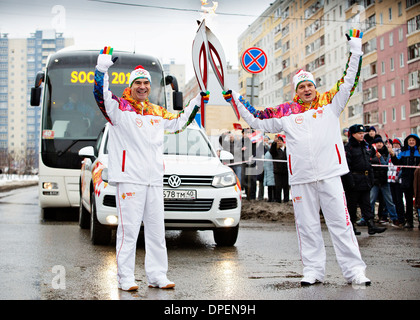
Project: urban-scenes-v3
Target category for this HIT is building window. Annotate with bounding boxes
[390,57,394,71]
[382,86,386,99]
[401,105,406,120]
[389,32,393,46]
[410,98,420,115]
[408,43,420,60]
[392,108,396,122]
[400,53,404,67]
[391,83,395,97]
[401,79,405,94]
[381,61,385,74]
[408,71,419,89]
[407,15,420,34]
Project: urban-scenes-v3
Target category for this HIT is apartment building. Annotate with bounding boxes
[237,0,420,141]
[0,29,73,171]
[360,0,420,140]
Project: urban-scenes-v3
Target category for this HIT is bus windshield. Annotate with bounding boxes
[41,50,166,169]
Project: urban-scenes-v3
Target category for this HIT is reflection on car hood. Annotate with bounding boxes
[163,155,231,176]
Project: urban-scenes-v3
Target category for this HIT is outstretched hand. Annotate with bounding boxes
[345,29,363,55]
[96,46,118,73]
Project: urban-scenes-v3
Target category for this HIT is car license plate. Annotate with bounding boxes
[164,189,196,200]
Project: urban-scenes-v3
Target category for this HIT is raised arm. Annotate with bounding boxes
[223,90,283,133]
[93,46,120,125]
[328,29,363,116]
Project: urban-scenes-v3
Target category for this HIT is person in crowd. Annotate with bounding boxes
[93,46,205,291]
[223,30,371,286]
[364,126,380,147]
[412,167,420,230]
[342,125,386,235]
[270,135,289,202]
[263,141,276,202]
[387,138,405,225]
[389,134,420,229]
[369,136,400,226]
[220,131,242,180]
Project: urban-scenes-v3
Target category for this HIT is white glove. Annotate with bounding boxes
[346,29,363,55]
[96,46,118,73]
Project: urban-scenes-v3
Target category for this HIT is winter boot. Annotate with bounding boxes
[367,219,386,235]
[353,224,361,235]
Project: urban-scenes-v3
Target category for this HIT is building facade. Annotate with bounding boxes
[0,29,73,172]
[237,0,420,141]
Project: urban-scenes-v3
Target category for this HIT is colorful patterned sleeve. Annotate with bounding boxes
[93,69,119,125]
[238,95,303,120]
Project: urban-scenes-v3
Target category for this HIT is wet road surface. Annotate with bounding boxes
[0,186,419,301]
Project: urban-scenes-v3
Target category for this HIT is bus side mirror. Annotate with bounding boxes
[165,75,184,111]
[30,87,42,106]
[173,91,183,111]
[30,71,45,106]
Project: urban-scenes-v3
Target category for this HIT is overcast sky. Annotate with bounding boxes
[0,0,274,82]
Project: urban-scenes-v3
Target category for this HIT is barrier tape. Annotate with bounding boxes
[225,156,420,169]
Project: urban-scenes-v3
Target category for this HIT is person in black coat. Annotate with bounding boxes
[342,124,386,235]
[270,135,289,202]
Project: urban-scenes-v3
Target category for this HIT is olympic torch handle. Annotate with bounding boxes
[222,90,241,120]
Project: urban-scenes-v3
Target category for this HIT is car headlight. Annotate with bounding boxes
[101,168,108,182]
[212,172,236,188]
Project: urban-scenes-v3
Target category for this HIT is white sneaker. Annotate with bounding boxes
[148,279,175,289]
[300,275,322,286]
[118,282,139,291]
[350,273,371,286]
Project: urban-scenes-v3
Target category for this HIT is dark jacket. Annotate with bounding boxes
[342,136,374,191]
[370,145,389,186]
[269,142,287,175]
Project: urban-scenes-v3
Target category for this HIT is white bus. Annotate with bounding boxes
[31,47,183,218]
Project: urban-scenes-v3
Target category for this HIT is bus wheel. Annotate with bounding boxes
[90,192,111,245]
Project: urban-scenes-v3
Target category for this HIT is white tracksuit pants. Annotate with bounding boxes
[116,183,169,286]
[291,176,366,282]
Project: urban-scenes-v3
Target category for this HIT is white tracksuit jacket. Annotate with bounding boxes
[231,48,362,185]
[93,70,200,186]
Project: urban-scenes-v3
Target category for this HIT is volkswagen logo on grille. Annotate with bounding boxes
[167,175,182,188]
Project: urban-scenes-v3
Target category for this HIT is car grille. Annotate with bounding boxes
[164,199,213,211]
[102,195,214,212]
[164,175,213,186]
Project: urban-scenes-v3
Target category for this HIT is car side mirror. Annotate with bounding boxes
[78,146,96,160]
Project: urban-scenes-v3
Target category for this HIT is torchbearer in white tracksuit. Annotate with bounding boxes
[223,30,371,286]
[93,47,207,291]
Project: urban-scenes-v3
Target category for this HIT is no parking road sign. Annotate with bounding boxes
[241,47,267,74]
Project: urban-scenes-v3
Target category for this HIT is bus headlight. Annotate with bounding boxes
[43,182,58,190]
[42,182,59,195]
[212,172,236,188]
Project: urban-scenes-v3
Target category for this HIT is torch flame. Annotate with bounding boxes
[201,0,218,16]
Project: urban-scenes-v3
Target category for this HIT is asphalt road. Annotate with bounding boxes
[0,185,419,303]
